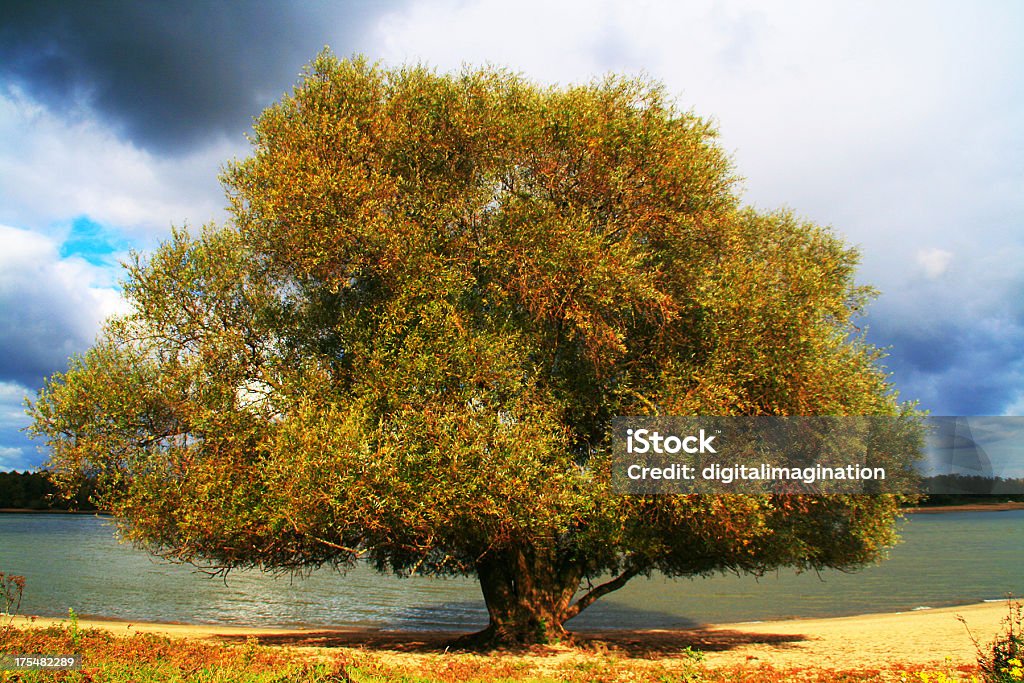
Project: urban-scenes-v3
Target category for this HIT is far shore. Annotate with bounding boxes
[8,600,1015,669]
[905,501,1024,513]
[0,508,105,514]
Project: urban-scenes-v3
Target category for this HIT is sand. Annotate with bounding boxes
[906,502,1024,514]
[8,600,1014,670]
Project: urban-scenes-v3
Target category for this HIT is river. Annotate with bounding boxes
[1,510,1021,630]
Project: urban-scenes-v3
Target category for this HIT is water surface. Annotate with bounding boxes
[1,511,1021,630]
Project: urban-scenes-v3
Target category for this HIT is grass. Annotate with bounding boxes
[0,625,348,682]
[0,622,987,683]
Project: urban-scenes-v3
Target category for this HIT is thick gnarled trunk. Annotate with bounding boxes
[470,548,579,646]
[460,548,642,647]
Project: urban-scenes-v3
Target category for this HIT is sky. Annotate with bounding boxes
[1,0,1022,472]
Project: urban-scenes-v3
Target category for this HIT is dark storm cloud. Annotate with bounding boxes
[0,264,103,389]
[0,1,401,153]
[870,316,1024,416]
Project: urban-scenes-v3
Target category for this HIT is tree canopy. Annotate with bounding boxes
[29,52,920,646]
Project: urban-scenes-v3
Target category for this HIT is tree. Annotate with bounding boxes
[29,52,921,646]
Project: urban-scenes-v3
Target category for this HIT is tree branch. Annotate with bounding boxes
[564,563,643,620]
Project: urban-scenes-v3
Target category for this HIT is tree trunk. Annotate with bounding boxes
[453,548,645,649]
[462,547,580,647]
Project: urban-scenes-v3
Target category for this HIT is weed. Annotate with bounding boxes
[0,573,25,626]
[67,607,81,650]
[961,596,1024,682]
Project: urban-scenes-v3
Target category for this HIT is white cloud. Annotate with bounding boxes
[0,381,34,471]
[0,446,28,472]
[915,248,954,279]
[375,0,609,83]
[0,224,130,386]
[371,0,1024,250]
[0,88,239,237]
[0,381,32,428]
[1005,394,1024,418]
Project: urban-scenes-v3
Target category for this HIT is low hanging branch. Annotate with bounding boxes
[565,563,643,621]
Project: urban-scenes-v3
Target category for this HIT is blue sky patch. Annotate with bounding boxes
[58,216,130,267]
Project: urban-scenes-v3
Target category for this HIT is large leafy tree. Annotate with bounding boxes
[30,53,919,645]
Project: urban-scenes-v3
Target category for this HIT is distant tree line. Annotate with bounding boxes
[0,471,97,511]
[920,474,1024,505]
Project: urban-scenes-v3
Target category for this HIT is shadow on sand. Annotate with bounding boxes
[212,600,807,657]
[215,626,806,656]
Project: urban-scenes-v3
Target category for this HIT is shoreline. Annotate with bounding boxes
[8,600,1014,668]
[0,508,106,514]
[905,501,1024,514]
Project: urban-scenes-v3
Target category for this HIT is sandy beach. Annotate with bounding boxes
[8,600,1012,670]
[905,502,1024,514]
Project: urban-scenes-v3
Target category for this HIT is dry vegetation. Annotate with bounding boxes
[0,622,986,683]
